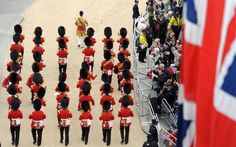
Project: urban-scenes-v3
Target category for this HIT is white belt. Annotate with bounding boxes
[59,58,67,65]
[121,117,131,124]
[33,120,44,128]
[60,119,70,126]
[11,118,21,126]
[81,119,92,127]
[103,70,112,76]
[84,56,94,62]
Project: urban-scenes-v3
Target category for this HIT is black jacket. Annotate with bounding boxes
[142,140,159,147]
[132,4,140,19]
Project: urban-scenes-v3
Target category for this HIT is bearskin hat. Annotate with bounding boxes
[81,100,90,112]
[80,68,88,80]
[33,36,42,45]
[122,70,130,80]
[120,28,127,38]
[33,99,42,111]
[123,83,132,95]
[104,50,111,60]
[7,84,17,95]
[9,72,18,84]
[59,72,67,82]
[81,61,90,71]
[14,24,22,34]
[117,52,125,63]
[10,50,19,61]
[13,34,20,43]
[84,37,92,47]
[34,27,42,37]
[101,73,109,83]
[37,87,46,98]
[58,26,66,37]
[103,83,111,95]
[57,82,66,93]
[103,100,111,111]
[123,59,131,70]
[104,27,112,38]
[58,39,66,49]
[33,51,42,62]
[121,95,130,107]
[121,39,129,49]
[106,40,113,50]
[33,73,43,85]
[60,97,69,108]
[32,62,40,73]
[12,62,20,72]
[87,27,95,37]
[82,81,91,95]
[11,97,20,110]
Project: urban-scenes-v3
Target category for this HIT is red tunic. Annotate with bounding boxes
[20,34,25,43]
[118,108,134,126]
[117,37,128,44]
[10,43,24,53]
[7,96,22,108]
[99,111,114,129]
[120,50,131,58]
[55,84,70,92]
[79,112,93,127]
[57,109,72,127]
[101,60,114,76]
[82,48,95,56]
[100,85,114,95]
[78,95,95,110]
[90,37,96,46]
[2,74,22,88]
[33,37,45,44]
[29,110,46,129]
[100,95,116,105]
[31,84,42,93]
[57,36,69,43]
[78,72,96,81]
[8,109,23,126]
[102,38,114,44]
[38,98,46,107]
[56,93,69,110]
[57,49,68,65]
[32,46,45,54]
[119,80,134,90]
[38,61,46,71]
[76,79,89,90]
[27,74,44,88]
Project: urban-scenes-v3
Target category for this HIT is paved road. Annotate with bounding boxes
[0,0,146,146]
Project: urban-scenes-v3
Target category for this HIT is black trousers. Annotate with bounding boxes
[59,64,67,74]
[32,128,43,146]
[89,62,94,74]
[60,127,70,145]
[81,127,90,144]
[138,48,147,62]
[120,126,130,144]
[10,126,20,146]
[108,76,112,84]
[102,129,111,146]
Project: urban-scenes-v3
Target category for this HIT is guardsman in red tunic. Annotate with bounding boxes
[100,83,115,111]
[57,39,69,74]
[102,27,114,50]
[14,24,25,44]
[117,28,128,51]
[123,59,134,79]
[118,98,134,144]
[119,70,134,92]
[82,37,96,73]
[29,99,46,146]
[76,68,89,96]
[56,82,70,126]
[79,100,93,145]
[7,51,22,73]
[118,83,134,106]
[10,34,24,58]
[87,27,96,47]
[81,62,97,81]
[57,26,69,49]
[114,52,126,90]
[8,97,23,147]
[33,51,45,71]
[119,40,131,58]
[26,63,42,89]
[100,73,114,95]
[55,72,70,92]
[99,101,114,146]
[31,73,44,103]
[58,97,72,146]
[101,50,114,84]
[78,82,94,110]
[33,27,45,45]
[32,37,45,55]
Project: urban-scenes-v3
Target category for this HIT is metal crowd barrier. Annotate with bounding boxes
[161,98,177,129]
[160,127,177,147]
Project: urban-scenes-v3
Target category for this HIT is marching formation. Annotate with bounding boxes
[2,18,135,146]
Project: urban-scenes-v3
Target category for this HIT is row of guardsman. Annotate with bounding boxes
[2,24,136,146]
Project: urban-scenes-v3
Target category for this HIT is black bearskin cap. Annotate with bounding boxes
[13,34,20,43]
[121,40,129,49]
[58,26,66,37]
[10,50,19,62]
[60,97,69,108]
[117,52,125,63]
[57,82,66,92]
[33,36,41,45]
[33,99,42,111]
[9,72,18,84]
[103,100,111,111]
[122,70,130,80]
[104,27,112,38]
[120,28,127,38]
[123,83,132,95]
[34,27,42,37]
[84,37,92,46]
[104,50,111,60]
[58,39,66,49]
[87,27,94,37]
[82,81,91,95]
[59,72,67,82]
[7,84,17,95]
[123,59,131,70]
[121,95,130,107]
[81,100,90,112]
[32,62,40,73]
[106,40,113,50]
[14,24,22,34]
[11,97,20,110]
[80,68,88,79]
[103,83,111,95]
[33,51,42,62]
[101,73,109,83]
[33,73,43,85]
[37,87,46,98]
[81,62,90,71]
[12,62,20,72]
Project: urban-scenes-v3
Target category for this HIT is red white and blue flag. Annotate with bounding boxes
[178,0,236,146]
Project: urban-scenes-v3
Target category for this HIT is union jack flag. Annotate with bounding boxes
[178,0,236,146]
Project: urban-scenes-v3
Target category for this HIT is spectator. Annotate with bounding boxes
[133,0,140,29]
[138,30,148,63]
[148,119,159,143]
[156,13,168,44]
[168,11,182,40]
[142,134,158,147]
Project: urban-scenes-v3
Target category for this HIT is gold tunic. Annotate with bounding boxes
[75,16,88,37]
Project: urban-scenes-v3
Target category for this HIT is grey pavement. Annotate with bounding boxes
[0,0,36,78]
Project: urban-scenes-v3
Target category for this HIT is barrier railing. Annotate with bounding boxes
[161,98,177,129]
